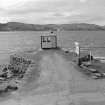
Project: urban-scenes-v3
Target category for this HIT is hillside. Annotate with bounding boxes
[0,22,105,31]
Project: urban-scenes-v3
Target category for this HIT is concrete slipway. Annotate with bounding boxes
[0,49,105,105]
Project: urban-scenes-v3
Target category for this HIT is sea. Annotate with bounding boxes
[0,31,105,64]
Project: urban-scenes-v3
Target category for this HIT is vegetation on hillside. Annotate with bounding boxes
[0,22,105,31]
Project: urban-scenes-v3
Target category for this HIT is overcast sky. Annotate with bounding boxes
[0,0,105,25]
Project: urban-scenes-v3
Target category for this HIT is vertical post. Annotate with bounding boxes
[78,47,81,65]
[90,50,92,63]
[55,36,57,48]
[41,36,42,49]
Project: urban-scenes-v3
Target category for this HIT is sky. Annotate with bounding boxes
[0,0,105,25]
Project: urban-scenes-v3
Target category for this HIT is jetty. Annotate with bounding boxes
[0,31,105,105]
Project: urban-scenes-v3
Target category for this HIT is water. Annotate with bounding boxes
[0,31,105,63]
[59,31,105,57]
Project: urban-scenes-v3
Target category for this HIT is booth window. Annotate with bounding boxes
[42,37,46,42]
[47,37,51,42]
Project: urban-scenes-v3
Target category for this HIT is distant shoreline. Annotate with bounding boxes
[0,30,105,32]
[0,22,105,31]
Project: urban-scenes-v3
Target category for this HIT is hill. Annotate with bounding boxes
[0,22,105,31]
